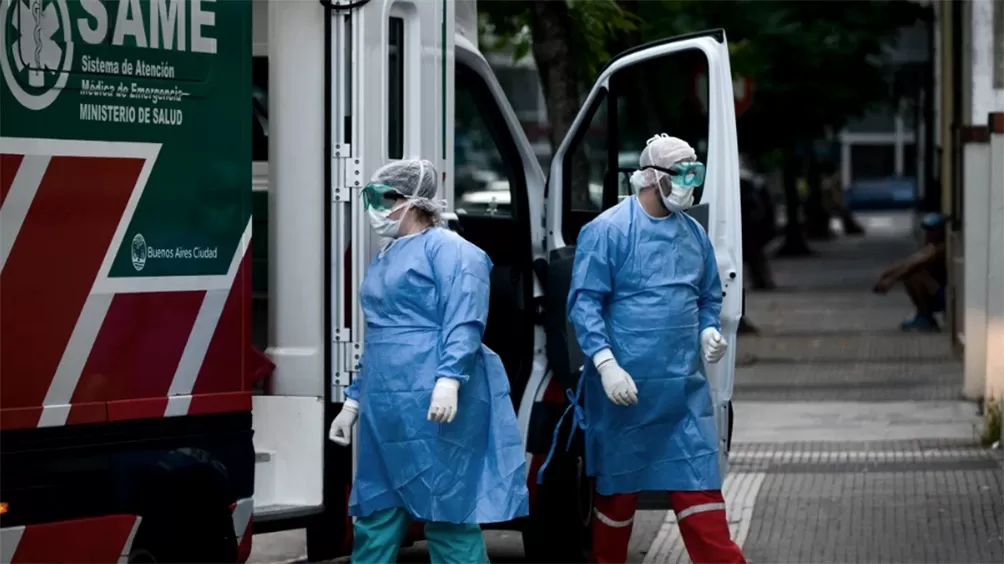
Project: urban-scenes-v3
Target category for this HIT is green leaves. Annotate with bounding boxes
[480,0,638,78]
[479,1,533,61]
[566,0,640,76]
[632,0,924,151]
[477,0,924,154]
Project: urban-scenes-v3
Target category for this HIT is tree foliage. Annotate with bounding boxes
[479,0,927,252]
[480,0,638,85]
[479,0,638,151]
[628,0,928,154]
[481,0,927,156]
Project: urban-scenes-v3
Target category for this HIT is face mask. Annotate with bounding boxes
[367,207,402,238]
[660,181,695,211]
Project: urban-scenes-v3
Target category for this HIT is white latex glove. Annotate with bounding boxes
[701,328,728,364]
[593,349,639,406]
[428,377,460,423]
[328,399,359,446]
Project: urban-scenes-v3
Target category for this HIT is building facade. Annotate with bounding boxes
[936,0,1004,412]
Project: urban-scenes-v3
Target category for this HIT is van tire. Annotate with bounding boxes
[128,502,236,563]
[522,453,592,563]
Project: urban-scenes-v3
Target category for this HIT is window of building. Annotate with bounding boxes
[904,143,917,179]
[850,144,896,181]
[845,109,896,134]
[388,17,404,159]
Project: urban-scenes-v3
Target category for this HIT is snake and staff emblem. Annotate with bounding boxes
[1,0,74,110]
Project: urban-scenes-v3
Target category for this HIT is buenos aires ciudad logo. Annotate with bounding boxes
[131,233,147,272]
[0,0,74,111]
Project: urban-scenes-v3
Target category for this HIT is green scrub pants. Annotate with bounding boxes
[351,507,489,564]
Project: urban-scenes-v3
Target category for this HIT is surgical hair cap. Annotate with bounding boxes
[370,159,446,219]
[629,134,697,193]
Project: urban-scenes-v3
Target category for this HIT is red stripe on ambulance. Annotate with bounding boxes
[0,140,257,429]
[0,156,143,425]
[2,515,140,564]
[71,291,206,420]
[192,254,251,396]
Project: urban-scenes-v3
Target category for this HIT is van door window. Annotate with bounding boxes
[562,49,710,243]
[388,17,405,159]
[452,62,534,395]
[454,71,522,218]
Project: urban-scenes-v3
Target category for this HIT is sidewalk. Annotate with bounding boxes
[640,212,1004,563]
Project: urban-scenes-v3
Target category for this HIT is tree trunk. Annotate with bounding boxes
[776,148,814,257]
[802,142,834,240]
[530,1,593,209]
[530,1,580,151]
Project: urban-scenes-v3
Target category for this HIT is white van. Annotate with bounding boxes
[251,0,743,560]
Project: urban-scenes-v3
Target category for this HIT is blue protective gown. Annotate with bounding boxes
[345,227,530,524]
[568,196,723,496]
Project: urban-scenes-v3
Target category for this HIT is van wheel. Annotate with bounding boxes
[128,502,236,563]
[522,453,592,563]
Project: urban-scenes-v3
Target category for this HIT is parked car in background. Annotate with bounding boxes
[845,176,918,211]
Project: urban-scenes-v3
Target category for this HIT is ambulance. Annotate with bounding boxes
[0,0,742,561]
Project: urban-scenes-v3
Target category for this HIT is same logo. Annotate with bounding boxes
[0,0,73,111]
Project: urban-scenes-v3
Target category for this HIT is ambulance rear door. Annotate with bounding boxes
[542,30,744,484]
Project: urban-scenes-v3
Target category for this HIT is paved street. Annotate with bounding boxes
[250,211,1004,563]
[642,211,1003,564]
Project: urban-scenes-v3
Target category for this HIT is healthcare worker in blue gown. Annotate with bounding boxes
[327,159,530,563]
[554,135,746,564]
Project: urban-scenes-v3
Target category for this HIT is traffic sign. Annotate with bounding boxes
[693,72,755,117]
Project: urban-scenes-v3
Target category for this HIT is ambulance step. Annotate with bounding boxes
[254,449,276,508]
[253,503,325,526]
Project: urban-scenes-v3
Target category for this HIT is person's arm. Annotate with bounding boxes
[697,233,723,333]
[432,236,491,384]
[899,242,945,278]
[567,221,617,364]
[885,243,943,281]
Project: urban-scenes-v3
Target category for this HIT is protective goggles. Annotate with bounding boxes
[361,183,406,211]
[643,161,707,189]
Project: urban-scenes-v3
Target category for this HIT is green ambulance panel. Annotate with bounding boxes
[0,0,251,278]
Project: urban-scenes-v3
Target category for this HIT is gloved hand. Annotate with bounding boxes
[594,350,638,406]
[428,377,460,423]
[700,328,728,364]
[328,399,359,446]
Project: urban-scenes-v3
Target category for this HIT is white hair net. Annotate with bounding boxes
[628,134,697,193]
[370,159,446,219]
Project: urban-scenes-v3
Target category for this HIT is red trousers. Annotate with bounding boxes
[591,490,747,564]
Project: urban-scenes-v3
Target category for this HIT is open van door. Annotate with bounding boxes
[543,30,743,495]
